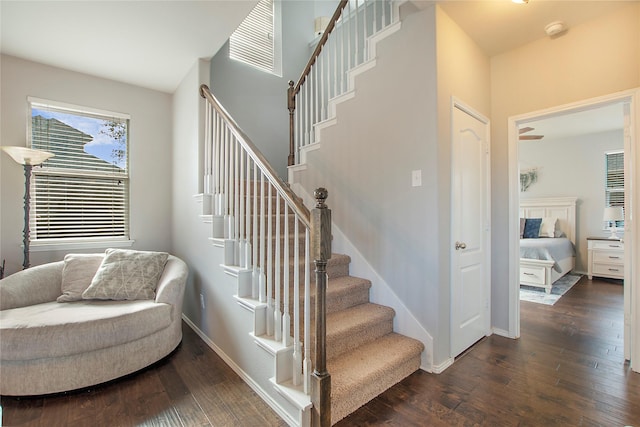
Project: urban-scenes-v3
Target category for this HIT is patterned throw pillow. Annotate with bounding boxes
[57,254,104,302]
[82,249,169,301]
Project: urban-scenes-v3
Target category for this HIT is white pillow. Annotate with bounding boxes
[82,249,169,301]
[539,217,557,238]
[57,254,104,302]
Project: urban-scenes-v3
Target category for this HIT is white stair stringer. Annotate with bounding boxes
[296,21,403,171]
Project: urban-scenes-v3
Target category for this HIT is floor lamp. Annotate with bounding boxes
[1,146,54,270]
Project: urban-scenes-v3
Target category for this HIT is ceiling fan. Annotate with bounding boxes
[519,126,544,140]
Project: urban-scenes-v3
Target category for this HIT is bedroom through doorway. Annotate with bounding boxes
[508,90,638,371]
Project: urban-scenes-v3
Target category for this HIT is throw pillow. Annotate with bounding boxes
[519,218,526,238]
[539,217,557,238]
[523,218,542,239]
[57,254,104,302]
[82,249,169,301]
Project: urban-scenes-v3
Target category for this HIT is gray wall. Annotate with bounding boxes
[519,129,624,272]
[293,5,491,366]
[0,55,173,275]
[210,0,327,179]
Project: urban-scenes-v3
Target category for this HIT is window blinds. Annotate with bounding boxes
[605,151,624,208]
[229,0,274,73]
[29,100,129,241]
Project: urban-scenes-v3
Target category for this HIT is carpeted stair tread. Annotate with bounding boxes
[328,332,424,424]
[325,303,394,360]
[316,275,372,314]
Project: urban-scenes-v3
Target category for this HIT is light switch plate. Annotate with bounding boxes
[411,170,422,187]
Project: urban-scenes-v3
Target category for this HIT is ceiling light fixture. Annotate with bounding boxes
[512,0,529,4]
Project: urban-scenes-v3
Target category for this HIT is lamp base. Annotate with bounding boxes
[608,227,620,239]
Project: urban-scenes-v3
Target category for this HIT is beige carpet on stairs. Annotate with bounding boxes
[283,253,424,424]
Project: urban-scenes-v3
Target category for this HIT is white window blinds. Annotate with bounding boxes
[605,150,624,208]
[29,99,129,242]
[230,0,275,73]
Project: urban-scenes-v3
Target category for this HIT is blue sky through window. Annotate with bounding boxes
[32,108,127,169]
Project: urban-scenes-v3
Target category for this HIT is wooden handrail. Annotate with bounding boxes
[200,84,310,227]
[291,0,349,98]
[288,0,348,166]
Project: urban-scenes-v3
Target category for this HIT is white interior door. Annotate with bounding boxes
[451,101,491,358]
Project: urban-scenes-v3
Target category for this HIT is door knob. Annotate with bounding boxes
[455,241,467,250]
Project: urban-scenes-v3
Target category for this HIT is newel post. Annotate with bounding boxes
[310,188,331,427]
[287,80,296,167]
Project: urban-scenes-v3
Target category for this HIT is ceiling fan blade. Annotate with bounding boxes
[519,126,535,134]
[519,135,544,140]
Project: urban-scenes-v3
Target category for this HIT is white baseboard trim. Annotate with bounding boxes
[492,327,513,339]
[181,315,298,427]
[432,357,454,374]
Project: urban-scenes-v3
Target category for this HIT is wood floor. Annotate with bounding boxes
[2,276,639,426]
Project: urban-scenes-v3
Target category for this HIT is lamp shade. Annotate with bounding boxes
[603,206,624,222]
[2,146,54,166]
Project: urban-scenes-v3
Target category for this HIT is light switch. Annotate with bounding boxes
[411,170,422,187]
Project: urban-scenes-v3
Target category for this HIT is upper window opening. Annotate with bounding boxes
[230,0,282,76]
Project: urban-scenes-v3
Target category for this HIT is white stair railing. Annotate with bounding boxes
[201,85,332,424]
[288,0,399,166]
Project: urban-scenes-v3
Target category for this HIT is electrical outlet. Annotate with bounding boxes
[200,293,205,310]
[411,170,422,187]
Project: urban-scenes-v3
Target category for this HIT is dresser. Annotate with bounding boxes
[587,237,624,280]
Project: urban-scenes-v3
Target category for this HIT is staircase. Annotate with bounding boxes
[193,1,426,425]
[296,252,423,423]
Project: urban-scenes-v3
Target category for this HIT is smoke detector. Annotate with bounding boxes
[545,21,567,37]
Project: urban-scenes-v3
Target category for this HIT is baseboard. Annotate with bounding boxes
[181,315,298,427]
[492,327,513,338]
[432,357,454,374]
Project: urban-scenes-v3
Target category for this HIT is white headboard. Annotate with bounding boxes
[520,197,578,244]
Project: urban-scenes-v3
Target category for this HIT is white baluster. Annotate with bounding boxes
[304,73,312,145]
[245,154,252,267]
[274,192,282,342]
[332,27,339,97]
[319,54,325,121]
[234,139,239,264]
[239,149,245,267]
[293,215,301,386]
[252,165,259,299]
[303,228,311,393]
[282,204,291,347]
[355,0,359,65]
[259,173,266,303]
[362,0,367,61]
[267,184,274,335]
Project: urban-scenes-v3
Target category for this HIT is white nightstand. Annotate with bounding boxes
[587,237,624,280]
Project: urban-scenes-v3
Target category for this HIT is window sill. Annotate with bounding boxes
[30,238,135,252]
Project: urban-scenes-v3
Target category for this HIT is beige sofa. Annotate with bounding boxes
[0,253,187,396]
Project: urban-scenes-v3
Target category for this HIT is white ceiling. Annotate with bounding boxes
[0,0,633,135]
[522,103,625,141]
[0,0,257,93]
[433,0,634,57]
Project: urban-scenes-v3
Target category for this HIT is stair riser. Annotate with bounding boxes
[332,356,421,424]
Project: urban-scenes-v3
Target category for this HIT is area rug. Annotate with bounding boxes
[520,274,582,305]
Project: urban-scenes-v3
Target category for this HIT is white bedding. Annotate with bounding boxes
[520,237,576,272]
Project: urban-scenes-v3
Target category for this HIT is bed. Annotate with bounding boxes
[519,197,577,294]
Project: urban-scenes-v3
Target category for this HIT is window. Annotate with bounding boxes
[605,150,624,227]
[229,0,282,76]
[28,98,130,247]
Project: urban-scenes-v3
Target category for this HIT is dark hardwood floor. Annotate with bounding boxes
[3,277,639,426]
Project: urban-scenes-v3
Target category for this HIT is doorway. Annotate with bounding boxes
[507,89,639,371]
